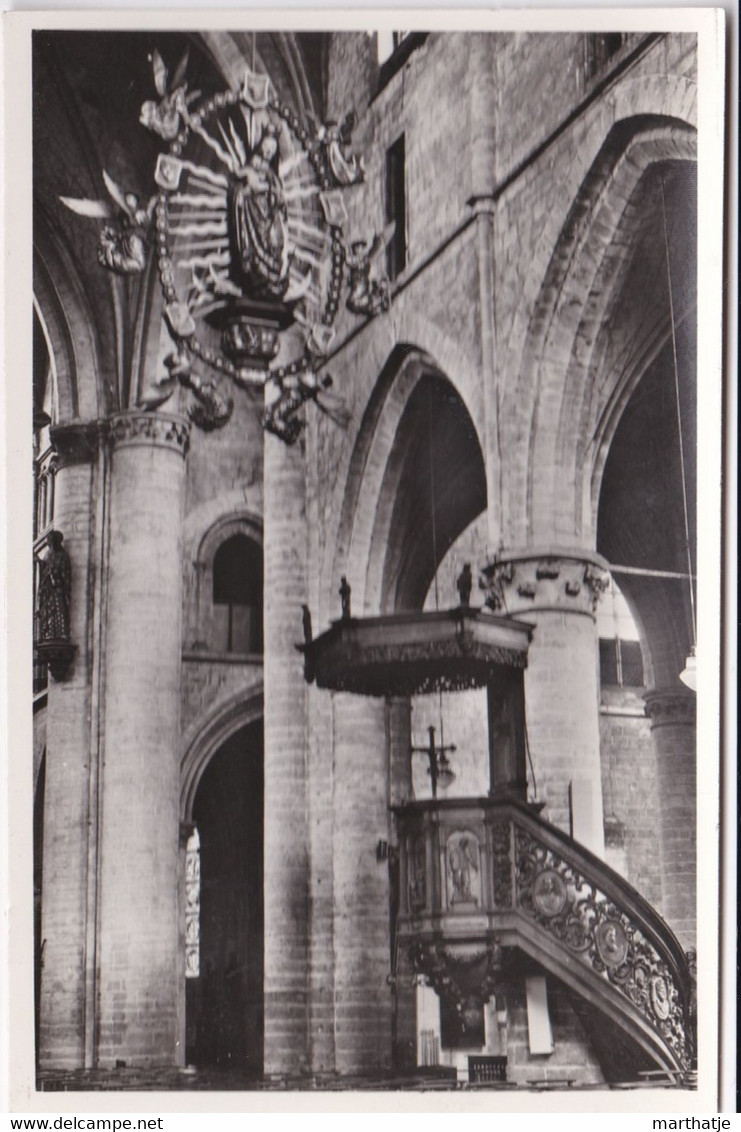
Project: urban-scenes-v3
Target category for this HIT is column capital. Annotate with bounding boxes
[108,411,190,457]
[643,688,696,728]
[479,548,611,617]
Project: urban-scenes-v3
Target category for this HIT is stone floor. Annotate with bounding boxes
[35,1067,687,1093]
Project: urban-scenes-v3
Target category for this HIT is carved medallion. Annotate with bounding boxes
[650,974,671,1020]
[595,919,629,967]
[532,868,568,917]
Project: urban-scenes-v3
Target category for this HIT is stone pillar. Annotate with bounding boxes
[96,411,189,1067]
[487,671,527,800]
[333,694,393,1075]
[643,690,696,948]
[387,697,415,1070]
[388,696,412,807]
[481,552,608,855]
[38,424,98,1069]
[262,428,310,1075]
[468,33,501,552]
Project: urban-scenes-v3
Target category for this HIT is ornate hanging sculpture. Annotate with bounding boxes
[60,49,392,443]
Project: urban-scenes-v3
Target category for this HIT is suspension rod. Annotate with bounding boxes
[608,563,696,581]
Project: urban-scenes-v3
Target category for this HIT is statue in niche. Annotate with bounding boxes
[409,836,426,911]
[229,126,291,300]
[448,834,479,905]
[37,531,71,642]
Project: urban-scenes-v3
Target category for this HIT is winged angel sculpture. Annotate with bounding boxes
[60,170,156,276]
[139,49,200,142]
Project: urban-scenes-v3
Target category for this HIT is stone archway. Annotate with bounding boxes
[187,720,264,1075]
[505,115,697,550]
[180,692,265,1075]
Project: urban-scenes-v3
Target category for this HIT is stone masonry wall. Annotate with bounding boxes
[599,688,664,911]
[505,976,605,1087]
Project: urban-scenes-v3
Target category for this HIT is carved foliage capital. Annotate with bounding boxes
[480,553,610,616]
[108,411,190,457]
[643,690,696,729]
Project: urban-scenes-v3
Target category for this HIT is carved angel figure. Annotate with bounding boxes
[140,49,200,141]
[345,224,395,317]
[314,111,365,186]
[159,347,234,431]
[262,366,350,444]
[60,171,156,275]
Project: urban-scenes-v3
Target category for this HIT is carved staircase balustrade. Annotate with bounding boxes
[394,797,695,1075]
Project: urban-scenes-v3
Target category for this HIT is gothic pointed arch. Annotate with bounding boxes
[33,224,104,424]
[507,114,696,550]
[333,345,487,617]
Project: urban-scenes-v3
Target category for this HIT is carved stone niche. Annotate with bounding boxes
[480,550,611,618]
[445,829,482,908]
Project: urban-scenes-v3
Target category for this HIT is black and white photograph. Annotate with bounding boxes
[2,8,729,1113]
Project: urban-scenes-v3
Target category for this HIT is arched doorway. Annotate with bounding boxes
[186,720,264,1075]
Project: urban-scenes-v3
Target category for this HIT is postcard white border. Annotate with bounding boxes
[2,6,731,1116]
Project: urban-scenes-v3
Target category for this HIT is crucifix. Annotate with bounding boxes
[411,725,456,799]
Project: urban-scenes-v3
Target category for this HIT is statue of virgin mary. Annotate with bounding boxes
[228,126,291,301]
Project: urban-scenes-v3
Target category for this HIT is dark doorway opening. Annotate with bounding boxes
[186,720,264,1075]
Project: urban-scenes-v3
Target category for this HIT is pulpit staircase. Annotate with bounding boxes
[393,795,695,1080]
[301,604,696,1084]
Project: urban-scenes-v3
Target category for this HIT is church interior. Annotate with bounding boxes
[30,27,701,1092]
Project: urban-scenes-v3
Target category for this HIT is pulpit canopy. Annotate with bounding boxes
[301,608,533,696]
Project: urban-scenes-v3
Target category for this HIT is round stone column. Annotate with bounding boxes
[481,551,608,856]
[332,693,393,1076]
[38,424,98,1069]
[262,427,310,1076]
[643,689,696,948]
[96,411,189,1067]
[387,696,415,1071]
